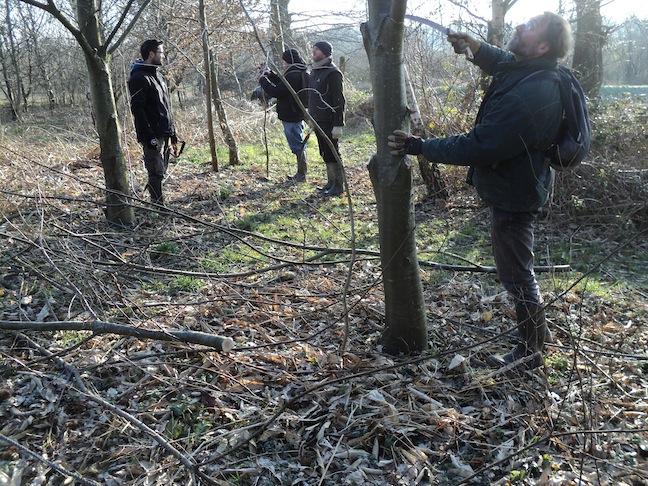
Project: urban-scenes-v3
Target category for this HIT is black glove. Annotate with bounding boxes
[388,130,423,156]
[147,138,158,150]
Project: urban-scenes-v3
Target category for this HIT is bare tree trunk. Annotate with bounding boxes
[209,49,239,166]
[270,0,285,65]
[76,0,134,226]
[362,0,428,355]
[0,0,21,121]
[199,0,219,171]
[573,0,605,99]
[4,0,29,112]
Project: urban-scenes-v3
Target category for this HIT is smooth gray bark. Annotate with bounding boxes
[362,0,428,355]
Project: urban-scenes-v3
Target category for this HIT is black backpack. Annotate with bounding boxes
[523,66,591,170]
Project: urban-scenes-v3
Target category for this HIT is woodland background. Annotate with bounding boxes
[0,0,647,485]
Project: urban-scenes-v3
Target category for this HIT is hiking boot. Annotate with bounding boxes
[324,183,344,196]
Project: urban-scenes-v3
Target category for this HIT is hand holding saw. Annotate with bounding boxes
[404,14,474,60]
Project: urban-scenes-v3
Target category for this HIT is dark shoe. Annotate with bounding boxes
[324,183,344,196]
[488,302,547,371]
[287,173,306,183]
[317,182,333,191]
[509,327,554,344]
[486,345,544,370]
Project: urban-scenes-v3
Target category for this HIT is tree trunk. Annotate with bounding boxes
[76,0,134,226]
[209,49,240,166]
[199,0,219,171]
[84,54,135,225]
[573,0,605,100]
[270,0,285,65]
[362,0,428,355]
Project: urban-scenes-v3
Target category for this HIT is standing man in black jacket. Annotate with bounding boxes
[128,39,177,206]
[389,13,573,371]
[308,41,346,196]
[259,48,309,182]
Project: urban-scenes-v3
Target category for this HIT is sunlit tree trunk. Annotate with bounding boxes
[76,0,134,225]
[362,0,428,355]
[209,49,239,166]
[573,0,605,99]
[199,0,219,171]
[270,0,285,65]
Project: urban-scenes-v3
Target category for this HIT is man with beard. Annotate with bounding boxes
[389,12,573,371]
[128,39,178,207]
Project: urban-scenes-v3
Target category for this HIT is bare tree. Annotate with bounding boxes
[362,0,428,355]
[199,0,219,170]
[488,0,518,48]
[0,0,24,120]
[573,0,607,99]
[18,0,154,226]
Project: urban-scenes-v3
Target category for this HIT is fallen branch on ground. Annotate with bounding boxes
[0,320,234,352]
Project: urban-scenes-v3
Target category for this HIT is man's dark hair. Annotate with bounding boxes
[140,39,163,60]
[542,12,573,59]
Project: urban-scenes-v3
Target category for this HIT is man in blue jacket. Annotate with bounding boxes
[389,12,573,370]
[128,39,178,206]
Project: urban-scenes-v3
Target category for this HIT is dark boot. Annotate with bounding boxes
[488,302,547,370]
[324,163,345,196]
[317,163,336,191]
[288,152,307,182]
[147,178,164,206]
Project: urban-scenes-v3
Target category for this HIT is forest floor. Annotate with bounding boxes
[0,100,647,485]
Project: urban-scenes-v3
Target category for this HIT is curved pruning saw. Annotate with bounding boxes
[404,14,474,60]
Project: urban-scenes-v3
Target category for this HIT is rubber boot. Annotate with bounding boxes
[288,152,307,183]
[324,163,344,196]
[317,163,336,191]
[488,302,547,370]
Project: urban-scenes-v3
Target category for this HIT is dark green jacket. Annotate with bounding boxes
[422,43,563,212]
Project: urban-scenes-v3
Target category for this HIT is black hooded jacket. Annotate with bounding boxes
[128,60,175,143]
[259,65,307,123]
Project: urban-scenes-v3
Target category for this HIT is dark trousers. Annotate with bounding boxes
[143,137,169,202]
[491,207,541,306]
[314,122,340,165]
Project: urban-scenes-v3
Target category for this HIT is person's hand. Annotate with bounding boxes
[147,138,158,150]
[447,32,480,58]
[332,126,343,139]
[388,130,423,156]
[170,134,178,145]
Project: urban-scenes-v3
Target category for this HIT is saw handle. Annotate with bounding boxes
[447,28,474,60]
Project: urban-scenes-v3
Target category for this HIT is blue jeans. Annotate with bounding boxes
[283,120,306,154]
[491,207,541,306]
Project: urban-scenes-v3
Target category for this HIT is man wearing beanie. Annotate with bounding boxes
[258,48,309,182]
[309,40,346,196]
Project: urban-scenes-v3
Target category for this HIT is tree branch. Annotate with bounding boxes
[0,320,234,352]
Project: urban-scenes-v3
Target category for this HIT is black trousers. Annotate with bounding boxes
[490,207,542,306]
